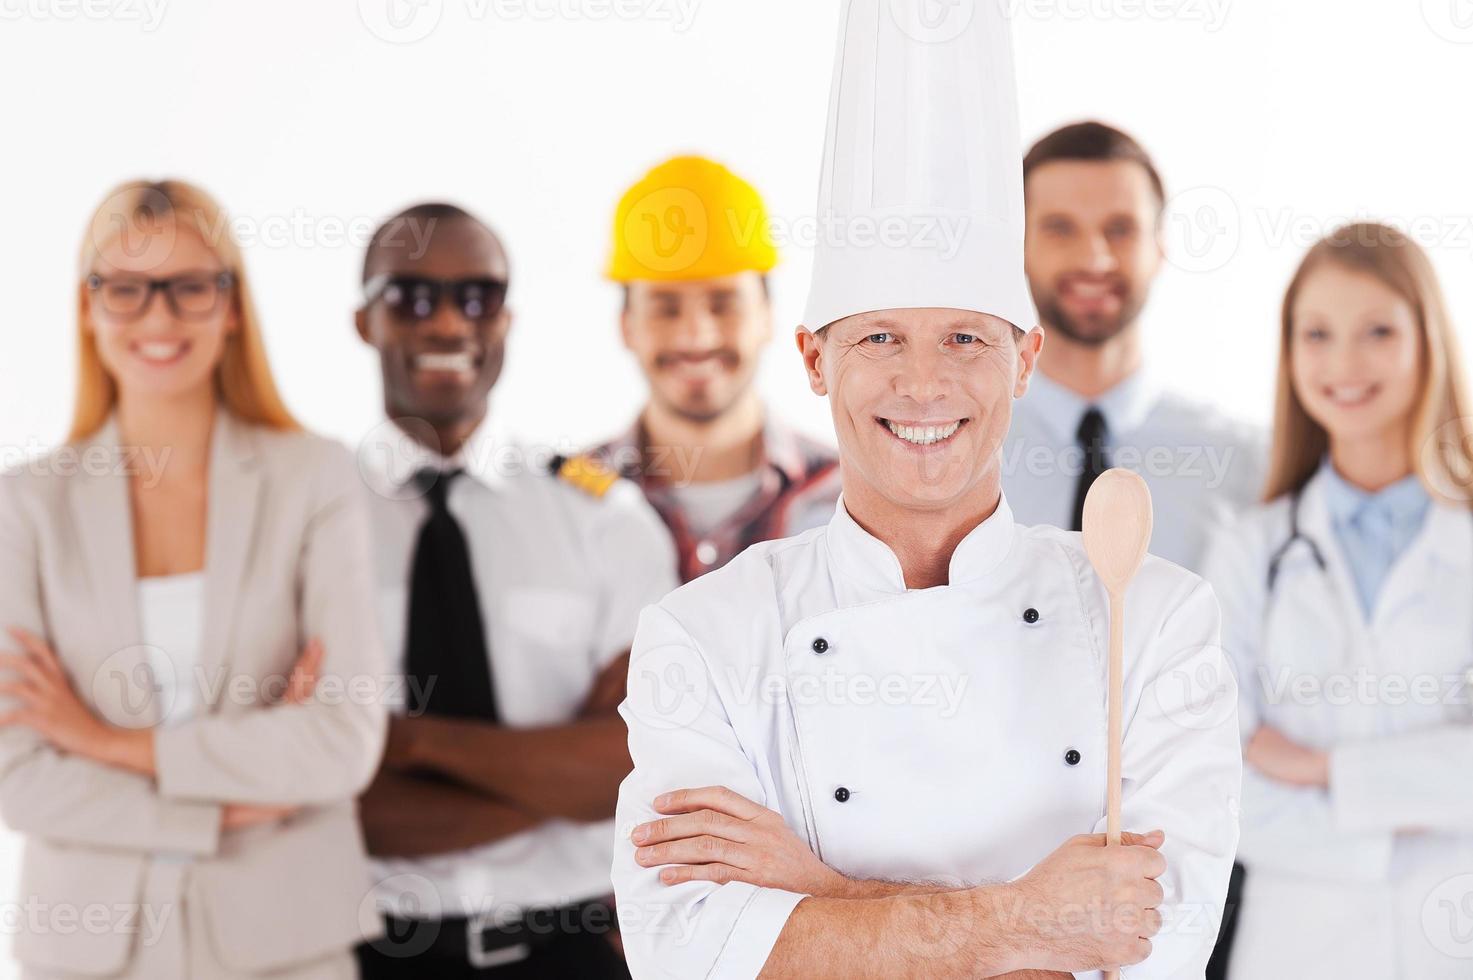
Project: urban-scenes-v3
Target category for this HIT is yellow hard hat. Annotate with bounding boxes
[606,155,778,283]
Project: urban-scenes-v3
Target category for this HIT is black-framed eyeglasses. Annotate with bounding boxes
[364,274,508,324]
[86,270,236,321]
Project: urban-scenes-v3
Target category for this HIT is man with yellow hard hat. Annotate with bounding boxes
[594,155,841,583]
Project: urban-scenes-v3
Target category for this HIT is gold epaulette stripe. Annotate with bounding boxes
[556,455,619,498]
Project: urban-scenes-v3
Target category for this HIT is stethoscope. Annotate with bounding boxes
[1264,488,1328,594]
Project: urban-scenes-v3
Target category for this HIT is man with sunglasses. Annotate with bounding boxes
[593,156,841,583]
[351,203,677,979]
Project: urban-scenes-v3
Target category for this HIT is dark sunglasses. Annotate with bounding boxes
[86,270,236,321]
[364,274,508,324]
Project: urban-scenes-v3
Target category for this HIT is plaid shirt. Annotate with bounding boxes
[592,420,841,583]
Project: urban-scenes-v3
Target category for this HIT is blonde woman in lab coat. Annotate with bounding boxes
[1204,222,1473,979]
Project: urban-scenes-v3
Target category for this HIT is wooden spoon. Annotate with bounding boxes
[1081,468,1154,980]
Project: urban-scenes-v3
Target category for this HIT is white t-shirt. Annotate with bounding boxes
[664,472,764,539]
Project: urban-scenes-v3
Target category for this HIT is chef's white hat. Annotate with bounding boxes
[802,0,1037,333]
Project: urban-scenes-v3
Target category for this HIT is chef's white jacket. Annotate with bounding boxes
[1203,469,1473,979]
[613,495,1241,979]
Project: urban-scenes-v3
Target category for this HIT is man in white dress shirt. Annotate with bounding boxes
[350,203,678,978]
[1004,121,1263,571]
[610,3,1241,978]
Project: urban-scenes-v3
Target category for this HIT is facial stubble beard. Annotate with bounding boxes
[1031,287,1148,349]
[652,359,758,427]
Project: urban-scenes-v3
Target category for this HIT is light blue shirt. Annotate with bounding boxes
[1319,462,1432,616]
[1003,367,1266,572]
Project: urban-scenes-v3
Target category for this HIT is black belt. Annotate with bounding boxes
[373,898,617,969]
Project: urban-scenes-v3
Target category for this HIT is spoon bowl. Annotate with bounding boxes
[1081,469,1154,595]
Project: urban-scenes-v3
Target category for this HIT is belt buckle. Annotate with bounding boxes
[466,912,531,969]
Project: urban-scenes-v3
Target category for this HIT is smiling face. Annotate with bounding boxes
[356,215,510,433]
[84,221,238,404]
[1024,159,1163,346]
[1288,261,1423,447]
[621,272,772,424]
[798,308,1043,514]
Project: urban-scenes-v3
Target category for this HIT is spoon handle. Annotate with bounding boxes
[1103,590,1124,980]
[1107,588,1124,845]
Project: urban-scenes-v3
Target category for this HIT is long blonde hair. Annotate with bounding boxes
[1264,222,1473,504]
[70,179,297,441]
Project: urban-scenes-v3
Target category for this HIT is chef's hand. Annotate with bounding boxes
[630,785,848,897]
[1000,830,1166,974]
[1244,724,1329,788]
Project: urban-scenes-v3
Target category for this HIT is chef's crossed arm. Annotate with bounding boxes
[612,580,1240,980]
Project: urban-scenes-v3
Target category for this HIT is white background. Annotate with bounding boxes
[1,0,1471,970]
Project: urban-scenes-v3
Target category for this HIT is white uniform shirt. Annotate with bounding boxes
[1003,367,1265,571]
[1202,469,1473,979]
[361,421,678,919]
[613,494,1242,979]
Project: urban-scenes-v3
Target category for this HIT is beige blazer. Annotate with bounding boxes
[0,412,387,976]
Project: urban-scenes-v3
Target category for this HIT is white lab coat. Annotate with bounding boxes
[613,495,1241,979]
[1202,469,1473,979]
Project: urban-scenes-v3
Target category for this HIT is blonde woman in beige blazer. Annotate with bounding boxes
[0,180,387,978]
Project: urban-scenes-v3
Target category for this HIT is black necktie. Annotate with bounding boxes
[405,468,498,720]
[1071,408,1111,532]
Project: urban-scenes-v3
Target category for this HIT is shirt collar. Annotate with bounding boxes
[825,493,1017,595]
[1319,460,1431,530]
[1025,366,1161,444]
[359,413,512,498]
[754,418,812,485]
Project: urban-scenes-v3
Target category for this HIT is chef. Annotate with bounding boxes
[609,2,1242,978]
